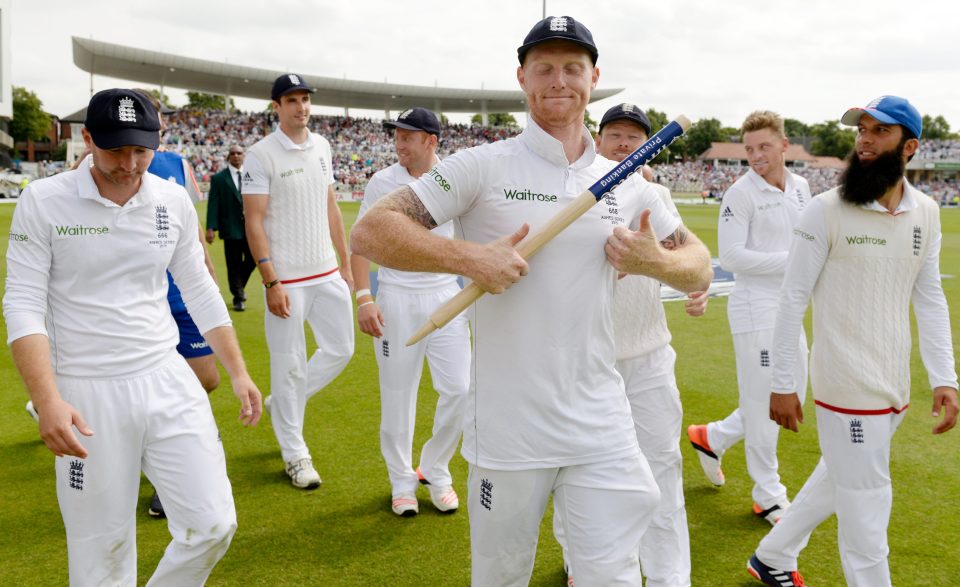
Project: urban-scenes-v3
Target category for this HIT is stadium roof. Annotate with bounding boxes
[72,37,622,114]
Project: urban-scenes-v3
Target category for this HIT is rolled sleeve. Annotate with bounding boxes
[3,189,52,343]
[410,150,483,227]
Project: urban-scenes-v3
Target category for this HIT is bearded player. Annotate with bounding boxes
[747,96,958,587]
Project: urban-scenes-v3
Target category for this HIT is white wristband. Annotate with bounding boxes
[358,301,375,308]
[356,288,371,300]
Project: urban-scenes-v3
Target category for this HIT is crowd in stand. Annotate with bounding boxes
[918,139,960,160]
[156,108,956,205]
[161,110,523,190]
[649,162,842,199]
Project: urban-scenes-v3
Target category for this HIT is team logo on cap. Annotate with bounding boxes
[549,16,568,31]
[288,74,301,85]
[118,97,137,123]
[866,96,886,109]
[620,103,635,113]
[398,109,414,120]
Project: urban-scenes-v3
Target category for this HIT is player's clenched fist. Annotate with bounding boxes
[605,209,664,275]
[467,223,530,294]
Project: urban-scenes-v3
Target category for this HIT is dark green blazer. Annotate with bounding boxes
[207,167,246,240]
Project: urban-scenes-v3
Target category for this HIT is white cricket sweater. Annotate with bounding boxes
[614,183,681,360]
[773,185,957,412]
[242,130,338,281]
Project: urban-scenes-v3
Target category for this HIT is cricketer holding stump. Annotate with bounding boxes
[3,89,262,586]
[352,16,712,586]
[746,96,958,587]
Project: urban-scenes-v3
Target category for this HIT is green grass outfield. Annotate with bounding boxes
[0,201,957,586]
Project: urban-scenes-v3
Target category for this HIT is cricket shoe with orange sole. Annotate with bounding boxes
[686,424,725,486]
[753,501,790,525]
[747,554,806,586]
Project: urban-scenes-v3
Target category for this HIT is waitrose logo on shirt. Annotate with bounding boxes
[55,225,110,236]
[844,234,887,246]
[503,187,558,202]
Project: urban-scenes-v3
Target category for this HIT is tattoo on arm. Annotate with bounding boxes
[388,186,438,229]
[660,225,688,250]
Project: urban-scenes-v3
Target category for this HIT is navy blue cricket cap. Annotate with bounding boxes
[383,107,441,137]
[84,89,161,150]
[840,95,923,139]
[518,16,598,65]
[271,73,315,101]
[599,103,652,136]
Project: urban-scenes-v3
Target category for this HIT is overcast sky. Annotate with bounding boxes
[11,0,960,130]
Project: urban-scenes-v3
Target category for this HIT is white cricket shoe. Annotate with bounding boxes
[285,458,321,489]
[25,401,39,423]
[417,466,459,512]
[391,493,419,517]
[687,424,725,486]
[427,484,459,512]
[753,500,790,526]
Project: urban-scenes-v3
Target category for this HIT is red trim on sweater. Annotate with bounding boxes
[814,400,909,415]
[281,267,339,285]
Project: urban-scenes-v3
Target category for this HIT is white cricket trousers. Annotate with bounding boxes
[756,406,904,587]
[55,354,236,587]
[707,328,808,507]
[470,455,660,587]
[374,283,470,496]
[553,345,689,587]
[264,277,354,463]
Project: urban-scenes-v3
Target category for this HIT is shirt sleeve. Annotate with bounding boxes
[654,183,681,219]
[910,217,959,390]
[241,149,270,195]
[410,149,485,227]
[357,173,388,222]
[166,193,231,335]
[3,187,53,343]
[625,177,680,239]
[718,184,789,276]
[771,198,828,394]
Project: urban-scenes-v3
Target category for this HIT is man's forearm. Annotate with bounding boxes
[202,325,248,380]
[11,334,61,409]
[351,254,373,292]
[658,249,712,293]
[641,238,712,293]
[327,189,350,266]
[352,206,475,275]
[244,207,275,282]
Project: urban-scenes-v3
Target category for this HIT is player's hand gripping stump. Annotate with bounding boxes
[406,115,692,346]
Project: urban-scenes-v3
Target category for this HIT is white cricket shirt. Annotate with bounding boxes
[357,162,458,292]
[411,120,680,470]
[4,162,230,377]
[772,185,958,411]
[718,169,810,333]
[242,129,338,284]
